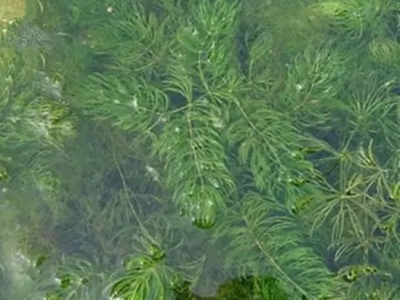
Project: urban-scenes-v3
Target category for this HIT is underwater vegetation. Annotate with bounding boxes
[2,0,400,299]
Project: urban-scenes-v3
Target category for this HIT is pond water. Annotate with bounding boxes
[1,1,400,299]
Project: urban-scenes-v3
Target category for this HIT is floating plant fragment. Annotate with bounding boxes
[34,71,62,101]
[6,21,53,51]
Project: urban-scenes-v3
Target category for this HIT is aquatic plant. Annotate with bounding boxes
[1,0,400,299]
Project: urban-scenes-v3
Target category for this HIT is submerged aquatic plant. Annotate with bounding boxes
[2,0,400,299]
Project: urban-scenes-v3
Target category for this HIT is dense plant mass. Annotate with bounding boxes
[1,0,400,299]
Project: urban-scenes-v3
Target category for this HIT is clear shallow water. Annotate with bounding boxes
[1,1,400,299]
